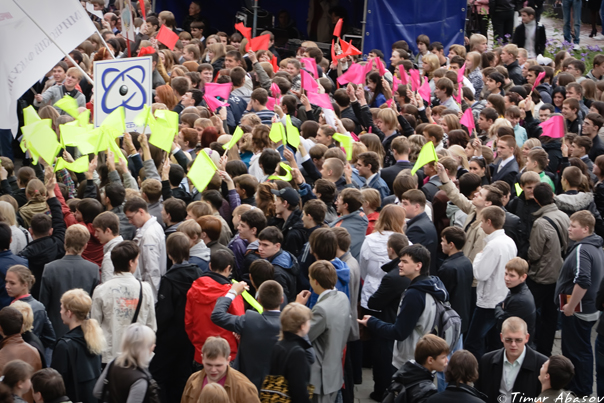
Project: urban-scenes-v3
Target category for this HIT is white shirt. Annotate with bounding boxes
[498,155,515,173]
[524,20,537,58]
[499,346,527,401]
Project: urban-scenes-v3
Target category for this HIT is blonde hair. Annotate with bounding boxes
[65,224,90,255]
[469,34,487,51]
[488,118,512,139]
[361,188,381,211]
[0,201,16,226]
[374,204,406,234]
[207,43,226,64]
[448,145,469,170]
[408,134,427,162]
[115,324,156,369]
[60,289,106,355]
[197,383,229,403]
[11,301,34,333]
[351,142,368,165]
[422,54,440,78]
[178,219,202,240]
[280,303,311,338]
[466,52,482,74]
[501,316,528,335]
[377,108,398,131]
[7,265,35,292]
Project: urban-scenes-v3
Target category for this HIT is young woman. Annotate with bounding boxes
[465,51,483,99]
[468,156,491,186]
[6,265,56,350]
[0,201,31,255]
[361,189,381,235]
[51,289,105,403]
[367,72,387,107]
[552,86,566,113]
[1,360,33,403]
[154,85,178,110]
[207,43,226,77]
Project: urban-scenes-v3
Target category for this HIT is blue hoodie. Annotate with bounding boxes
[307,257,351,308]
[269,249,300,304]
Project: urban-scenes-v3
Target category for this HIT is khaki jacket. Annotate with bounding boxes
[180,366,260,403]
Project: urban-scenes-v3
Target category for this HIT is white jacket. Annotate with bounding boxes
[473,229,517,309]
[10,225,31,255]
[101,236,123,283]
[359,231,395,310]
[91,272,157,363]
[133,216,166,301]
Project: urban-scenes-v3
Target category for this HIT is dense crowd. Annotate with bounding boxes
[4,1,604,403]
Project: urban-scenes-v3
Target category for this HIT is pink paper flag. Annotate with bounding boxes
[363,60,374,77]
[410,69,421,92]
[350,132,359,141]
[300,57,318,78]
[539,115,565,138]
[392,74,401,90]
[204,83,232,100]
[460,108,475,132]
[457,63,466,85]
[270,82,280,98]
[386,99,394,107]
[453,82,462,104]
[300,68,319,93]
[266,97,276,111]
[307,92,334,110]
[337,64,366,85]
[532,71,547,92]
[418,79,431,103]
[399,66,409,86]
[203,95,229,112]
[375,57,386,76]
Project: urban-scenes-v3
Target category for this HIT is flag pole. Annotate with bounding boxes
[11,0,95,84]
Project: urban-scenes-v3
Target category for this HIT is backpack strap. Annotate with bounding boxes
[131,280,143,324]
[542,216,566,256]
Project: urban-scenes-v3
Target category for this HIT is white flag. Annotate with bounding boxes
[0,0,98,135]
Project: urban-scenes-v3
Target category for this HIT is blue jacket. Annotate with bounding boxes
[308,258,351,308]
[0,250,28,308]
[269,249,300,304]
[228,234,249,280]
[365,172,390,200]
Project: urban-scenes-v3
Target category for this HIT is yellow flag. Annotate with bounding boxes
[411,141,438,175]
[54,95,80,118]
[222,126,245,150]
[100,107,125,138]
[27,123,61,165]
[332,133,354,161]
[285,115,300,149]
[21,119,52,154]
[149,110,179,152]
[515,183,523,195]
[23,106,41,126]
[75,130,99,155]
[269,122,284,143]
[231,280,263,313]
[77,109,91,127]
[268,162,293,181]
[55,156,89,173]
[134,105,155,127]
[187,150,218,193]
[60,124,86,148]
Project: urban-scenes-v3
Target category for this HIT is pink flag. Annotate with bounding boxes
[307,92,334,110]
[386,99,394,108]
[375,57,386,76]
[410,69,421,92]
[266,97,276,111]
[460,108,475,132]
[300,68,319,93]
[350,132,359,141]
[453,82,462,104]
[539,115,565,138]
[531,71,547,92]
[337,64,366,85]
[204,83,232,100]
[418,79,431,103]
[457,63,466,85]
[399,66,409,86]
[203,95,229,112]
[270,82,280,98]
[363,60,374,77]
[392,74,401,90]
[300,57,318,78]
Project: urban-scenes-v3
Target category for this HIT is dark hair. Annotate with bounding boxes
[123,197,148,213]
[168,164,185,187]
[249,259,274,288]
[314,179,336,205]
[398,244,431,276]
[258,226,284,245]
[331,227,351,252]
[547,355,575,390]
[163,198,187,223]
[309,228,338,260]
[533,182,555,205]
[257,280,283,310]
[201,189,224,210]
[259,149,281,176]
[92,211,120,236]
[303,199,327,226]
[240,209,267,236]
[225,161,248,179]
[459,172,482,198]
[339,188,363,212]
[210,249,234,272]
[166,232,190,263]
[0,223,11,251]
[2,359,33,389]
[0,307,23,336]
[111,240,140,273]
[104,183,126,208]
[309,260,337,289]
[30,213,52,238]
[31,368,66,402]
[441,226,466,250]
[445,350,479,386]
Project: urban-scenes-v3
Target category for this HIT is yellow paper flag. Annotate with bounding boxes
[268,162,293,181]
[149,110,179,152]
[134,105,155,127]
[23,106,41,127]
[187,150,218,193]
[76,130,100,155]
[77,109,91,127]
[54,95,80,118]
[285,115,300,149]
[27,124,61,164]
[100,107,126,138]
[269,122,284,143]
[222,126,245,150]
[54,156,89,173]
[231,280,263,313]
[515,183,523,195]
[332,133,354,161]
[60,124,86,148]
[411,141,438,175]
[21,119,52,154]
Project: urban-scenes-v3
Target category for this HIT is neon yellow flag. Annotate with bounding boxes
[285,115,300,149]
[77,109,91,127]
[76,130,99,155]
[55,156,89,173]
[222,126,245,150]
[269,122,284,143]
[231,280,263,313]
[187,149,218,193]
[154,109,178,132]
[21,119,52,154]
[27,124,61,165]
[23,106,41,126]
[332,133,354,161]
[150,110,179,152]
[268,162,293,181]
[54,95,80,118]
[100,107,125,138]
[515,183,523,195]
[60,124,86,148]
[411,141,438,175]
[134,105,155,127]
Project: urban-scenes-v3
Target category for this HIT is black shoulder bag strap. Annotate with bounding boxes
[542,216,566,256]
[132,280,143,324]
[101,360,116,403]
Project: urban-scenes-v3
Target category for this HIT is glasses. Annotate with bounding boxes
[503,338,525,344]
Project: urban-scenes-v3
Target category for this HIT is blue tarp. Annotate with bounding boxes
[363,0,467,58]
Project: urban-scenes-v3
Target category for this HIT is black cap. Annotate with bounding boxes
[271,187,300,206]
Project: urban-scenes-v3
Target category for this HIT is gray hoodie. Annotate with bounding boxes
[328,210,369,261]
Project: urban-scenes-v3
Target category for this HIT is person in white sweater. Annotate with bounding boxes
[92,211,124,283]
[465,205,517,361]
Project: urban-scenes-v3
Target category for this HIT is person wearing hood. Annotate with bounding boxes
[536,355,577,402]
[426,349,488,403]
[358,244,449,370]
[297,200,328,293]
[185,250,245,368]
[178,220,211,273]
[555,210,604,397]
[238,209,267,284]
[525,66,552,104]
[400,190,439,274]
[271,187,307,258]
[151,233,204,403]
[383,334,449,403]
[258,227,299,304]
[328,188,368,262]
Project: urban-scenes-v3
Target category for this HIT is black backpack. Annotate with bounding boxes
[430,294,462,350]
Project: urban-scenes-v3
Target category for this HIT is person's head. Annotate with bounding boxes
[64,224,90,255]
[251,88,269,109]
[355,152,381,179]
[561,165,586,191]
[397,244,430,279]
[519,171,540,199]
[161,198,187,227]
[374,204,406,234]
[400,189,426,219]
[115,323,156,371]
[256,280,283,311]
[309,228,338,261]
[92,211,120,245]
[111,240,140,274]
[444,349,480,387]
[302,199,327,229]
[539,355,575,391]
[258,149,281,176]
[469,34,487,53]
[271,187,300,217]
[434,77,454,100]
[569,210,595,241]
[562,98,579,120]
[335,188,363,216]
[2,359,33,395]
[566,61,586,79]
[123,197,150,228]
[210,250,234,276]
[583,113,604,137]
[166,232,191,264]
[423,124,444,147]
[501,317,529,362]
[32,368,66,403]
[520,6,536,23]
[440,226,466,255]
[320,157,344,182]
[248,259,274,290]
[308,260,337,294]
[280,302,312,338]
[10,301,33,334]
[480,205,505,234]
[415,334,449,372]
[532,182,555,207]
[233,174,258,200]
[315,125,336,147]
[505,257,528,289]
[237,209,267,242]
[257,226,283,259]
[201,337,231,381]
[0,306,22,337]
[196,215,222,243]
[5,265,35,299]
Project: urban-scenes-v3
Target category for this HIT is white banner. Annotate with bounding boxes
[0,0,98,135]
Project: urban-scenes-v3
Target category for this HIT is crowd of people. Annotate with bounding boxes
[5,0,604,402]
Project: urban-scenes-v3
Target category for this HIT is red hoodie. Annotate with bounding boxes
[185,272,244,363]
[81,222,104,268]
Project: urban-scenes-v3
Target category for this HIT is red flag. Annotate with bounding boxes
[266,97,276,111]
[333,18,343,37]
[338,38,361,58]
[539,115,565,138]
[531,71,547,92]
[139,0,146,20]
[204,83,232,100]
[453,82,462,104]
[234,22,252,41]
[246,34,270,52]
[418,79,431,103]
[331,39,337,61]
[156,25,179,50]
[336,64,366,85]
[300,69,319,93]
[460,107,475,132]
[399,66,409,86]
[307,92,334,110]
[270,55,279,73]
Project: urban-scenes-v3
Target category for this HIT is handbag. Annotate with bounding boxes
[259,350,314,403]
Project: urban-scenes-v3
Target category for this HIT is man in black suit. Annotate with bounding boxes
[211,279,283,391]
[401,189,439,275]
[476,317,548,403]
[512,7,547,59]
[380,137,424,194]
[488,135,520,195]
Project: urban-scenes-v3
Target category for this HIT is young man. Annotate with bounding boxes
[32,368,70,403]
[357,151,389,199]
[527,183,570,357]
[380,137,415,193]
[465,206,517,361]
[566,82,590,119]
[477,108,498,140]
[569,136,598,184]
[170,77,189,114]
[495,257,536,339]
[0,306,43,382]
[332,226,361,341]
[296,260,350,403]
[328,188,368,261]
[257,226,299,303]
[476,317,547,403]
[429,42,448,67]
[562,98,583,134]
[39,224,100,339]
[512,7,547,59]
[507,171,541,259]
[400,190,438,274]
[242,88,275,126]
[567,60,587,83]
[358,244,449,370]
[141,179,164,228]
[298,200,328,292]
[211,280,283,391]
[233,174,258,206]
[385,335,449,403]
[434,77,459,112]
[180,337,260,403]
[33,67,85,111]
[489,135,519,192]
[587,54,604,81]
[555,210,604,397]
[320,158,352,192]
[485,72,505,97]
[271,187,307,257]
[526,65,552,104]
[438,227,473,337]
[537,355,576,400]
[581,112,604,161]
[123,196,166,301]
[177,219,211,274]
[501,44,524,85]
[238,209,267,282]
[162,164,192,205]
[161,198,187,241]
[423,124,445,151]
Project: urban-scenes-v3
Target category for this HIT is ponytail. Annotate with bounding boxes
[60,289,106,356]
[80,318,106,356]
[579,173,591,193]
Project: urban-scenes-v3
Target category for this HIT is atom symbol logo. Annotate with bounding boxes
[100,65,147,114]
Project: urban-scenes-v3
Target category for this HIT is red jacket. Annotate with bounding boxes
[185,272,244,363]
[81,222,103,267]
[366,212,380,235]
